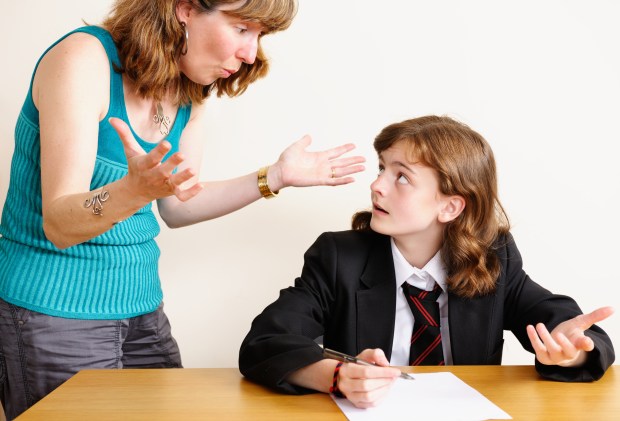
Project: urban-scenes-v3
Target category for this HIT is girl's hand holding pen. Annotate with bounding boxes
[329,348,401,409]
[323,348,414,380]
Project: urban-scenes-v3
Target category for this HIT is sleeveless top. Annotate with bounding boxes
[0,26,192,319]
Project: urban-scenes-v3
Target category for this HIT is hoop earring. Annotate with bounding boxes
[181,22,189,56]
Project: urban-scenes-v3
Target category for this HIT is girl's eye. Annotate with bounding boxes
[236,26,248,34]
[377,166,385,175]
[397,174,409,185]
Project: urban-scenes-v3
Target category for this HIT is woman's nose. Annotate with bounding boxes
[238,36,258,64]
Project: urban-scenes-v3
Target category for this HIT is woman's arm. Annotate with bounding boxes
[37,33,136,249]
[153,104,366,228]
[37,34,200,249]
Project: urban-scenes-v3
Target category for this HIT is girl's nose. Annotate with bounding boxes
[370,173,386,196]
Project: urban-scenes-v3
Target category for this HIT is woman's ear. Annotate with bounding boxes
[438,195,465,223]
[176,0,193,23]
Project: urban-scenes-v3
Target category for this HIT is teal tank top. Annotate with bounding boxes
[0,26,192,319]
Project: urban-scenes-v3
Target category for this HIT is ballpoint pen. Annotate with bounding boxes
[323,347,415,380]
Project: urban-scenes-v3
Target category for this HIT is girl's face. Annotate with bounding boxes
[177,2,264,85]
[370,142,453,248]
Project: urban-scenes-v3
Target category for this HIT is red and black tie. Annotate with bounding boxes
[402,282,444,366]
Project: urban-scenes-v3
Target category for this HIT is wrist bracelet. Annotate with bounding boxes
[84,188,110,216]
[257,166,279,199]
[329,362,345,398]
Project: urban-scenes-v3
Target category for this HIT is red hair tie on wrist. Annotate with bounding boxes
[329,362,345,398]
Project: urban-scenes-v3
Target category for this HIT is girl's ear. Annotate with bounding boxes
[438,195,465,223]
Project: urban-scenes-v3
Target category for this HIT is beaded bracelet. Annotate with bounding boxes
[329,361,345,398]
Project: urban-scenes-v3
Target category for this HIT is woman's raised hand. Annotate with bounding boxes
[109,117,203,203]
[270,135,366,190]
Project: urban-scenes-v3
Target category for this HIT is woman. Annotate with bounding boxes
[0,0,365,419]
[238,115,615,408]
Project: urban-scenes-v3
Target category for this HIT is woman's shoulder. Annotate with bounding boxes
[37,29,110,78]
[32,28,112,117]
[52,29,110,59]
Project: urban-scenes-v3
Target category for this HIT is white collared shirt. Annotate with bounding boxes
[389,238,453,366]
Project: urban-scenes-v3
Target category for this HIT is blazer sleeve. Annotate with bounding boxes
[238,232,339,394]
[500,234,615,381]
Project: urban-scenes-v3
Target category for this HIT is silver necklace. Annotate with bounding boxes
[153,102,171,136]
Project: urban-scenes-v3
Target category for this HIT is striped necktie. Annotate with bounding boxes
[402,282,444,366]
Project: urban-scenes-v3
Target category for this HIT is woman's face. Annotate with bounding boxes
[177,2,264,85]
[369,142,450,246]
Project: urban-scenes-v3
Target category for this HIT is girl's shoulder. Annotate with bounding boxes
[312,230,390,260]
[492,231,523,265]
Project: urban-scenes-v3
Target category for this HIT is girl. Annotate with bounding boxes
[239,115,615,409]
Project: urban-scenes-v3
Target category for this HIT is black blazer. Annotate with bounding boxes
[239,230,614,393]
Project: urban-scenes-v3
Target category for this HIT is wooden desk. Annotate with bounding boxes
[16,365,619,420]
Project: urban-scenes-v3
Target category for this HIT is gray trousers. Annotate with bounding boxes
[0,298,182,420]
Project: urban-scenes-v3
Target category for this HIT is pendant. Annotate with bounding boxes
[153,102,171,136]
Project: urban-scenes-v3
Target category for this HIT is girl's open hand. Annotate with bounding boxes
[527,306,614,367]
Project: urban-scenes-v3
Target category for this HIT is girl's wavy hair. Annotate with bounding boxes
[102,0,297,105]
[352,115,510,298]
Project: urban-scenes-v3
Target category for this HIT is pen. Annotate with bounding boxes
[323,347,415,380]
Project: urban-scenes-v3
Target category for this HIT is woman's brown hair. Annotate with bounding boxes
[101,0,297,105]
[352,115,510,298]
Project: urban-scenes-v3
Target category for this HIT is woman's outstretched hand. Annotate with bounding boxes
[270,135,366,190]
[526,306,614,367]
[109,117,203,203]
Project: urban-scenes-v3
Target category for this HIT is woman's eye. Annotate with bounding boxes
[236,26,248,34]
[397,174,409,185]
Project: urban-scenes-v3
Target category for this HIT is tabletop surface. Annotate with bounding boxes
[16,365,620,421]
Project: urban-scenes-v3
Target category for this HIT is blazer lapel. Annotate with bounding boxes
[356,236,397,360]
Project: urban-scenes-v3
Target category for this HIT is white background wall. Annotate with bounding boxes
[1,1,618,368]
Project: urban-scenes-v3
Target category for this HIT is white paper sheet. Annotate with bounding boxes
[332,372,511,421]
